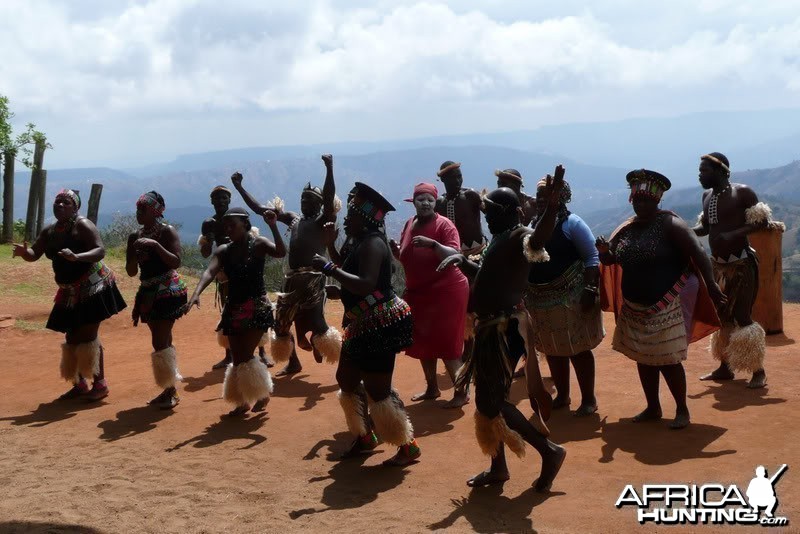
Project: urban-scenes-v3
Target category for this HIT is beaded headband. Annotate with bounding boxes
[348,197,386,225]
[55,189,81,210]
[136,192,165,218]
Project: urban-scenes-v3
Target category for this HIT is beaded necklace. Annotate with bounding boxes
[140,222,164,240]
[54,215,77,234]
[446,198,456,223]
[707,183,731,225]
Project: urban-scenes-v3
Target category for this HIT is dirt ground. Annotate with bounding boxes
[0,258,798,533]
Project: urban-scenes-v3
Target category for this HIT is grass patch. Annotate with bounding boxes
[9,282,44,298]
[16,319,46,331]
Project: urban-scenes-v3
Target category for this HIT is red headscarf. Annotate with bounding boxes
[404,182,438,203]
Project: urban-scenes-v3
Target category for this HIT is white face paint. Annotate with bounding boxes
[414,193,436,217]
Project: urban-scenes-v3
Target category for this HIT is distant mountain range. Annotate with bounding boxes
[4,108,800,247]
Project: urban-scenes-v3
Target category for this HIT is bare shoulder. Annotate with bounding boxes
[732,183,758,205]
[201,218,216,232]
[74,216,98,232]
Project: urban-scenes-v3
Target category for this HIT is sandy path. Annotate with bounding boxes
[0,274,798,533]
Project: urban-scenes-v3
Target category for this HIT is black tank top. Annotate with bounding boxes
[528,216,581,284]
[139,227,173,279]
[45,221,93,284]
[615,213,687,305]
[340,233,394,310]
[222,237,266,303]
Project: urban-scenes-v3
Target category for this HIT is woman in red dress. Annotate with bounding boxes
[392,182,470,408]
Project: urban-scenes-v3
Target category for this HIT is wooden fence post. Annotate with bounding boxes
[36,169,47,235]
[87,183,103,225]
[24,139,46,241]
[1,150,14,243]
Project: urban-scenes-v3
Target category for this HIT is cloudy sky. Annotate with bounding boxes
[2,0,799,168]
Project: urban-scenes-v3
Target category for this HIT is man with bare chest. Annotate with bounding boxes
[233,155,342,376]
[694,152,769,388]
[198,186,234,370]
[437,166,568,491]
[435,161,485,259]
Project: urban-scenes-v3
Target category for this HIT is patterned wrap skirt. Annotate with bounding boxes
[133,270,188,325]
[47,261,127,333]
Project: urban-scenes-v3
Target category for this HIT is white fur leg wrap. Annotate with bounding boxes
[338,389,368,437]
[269,330,294,363]
[726,323,766,373]
[709,327,732,362]
[222,364,244,406]
[60,343,79,383]
[522,234,550,263]
[311,327,342,364]
[744,202,771,226]
[224,358,273,406]
[217,331,230,349]
[474,411,527,459]
[75,339,101,379]
[368,392,414,446]
[151,346,182,389]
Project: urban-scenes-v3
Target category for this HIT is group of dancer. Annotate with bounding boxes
[11,151,775,490]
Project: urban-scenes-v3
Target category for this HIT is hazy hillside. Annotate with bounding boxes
[120,108,800,190]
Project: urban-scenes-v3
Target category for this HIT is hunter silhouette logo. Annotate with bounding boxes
[616,464,789,526]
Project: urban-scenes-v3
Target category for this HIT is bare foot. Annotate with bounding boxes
[700,365,734,381]
[443,391,470,409]
[631,407,662,422]
[573,403,597,417]
[533,445,567,492]
[669,412,690,430]
[411,388,441,401]
[467,469,510,487]
[251,398,269,412]
[747,370,766,389]
[297,336,313,351]
[552,396,571,409]
[275,362,302,377]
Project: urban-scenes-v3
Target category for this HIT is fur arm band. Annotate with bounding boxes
[523,233,550,263]
[198,235,211,247]
[270,196,285,212]
[745,202,771,226]
[250,227,260,237]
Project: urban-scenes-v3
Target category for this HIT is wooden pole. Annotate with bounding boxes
[36,169,47,235]
[24,139,46,241]
[750,224,784,334]
[87,183,103,224]
[1,150,14,243]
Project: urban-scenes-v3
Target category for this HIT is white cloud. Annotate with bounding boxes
[1,0,799,166]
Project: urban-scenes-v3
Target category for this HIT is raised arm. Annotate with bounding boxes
[231,172,268,216]
[524,165,565,257]
[256,211,286,258]
[321,154,337,220]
